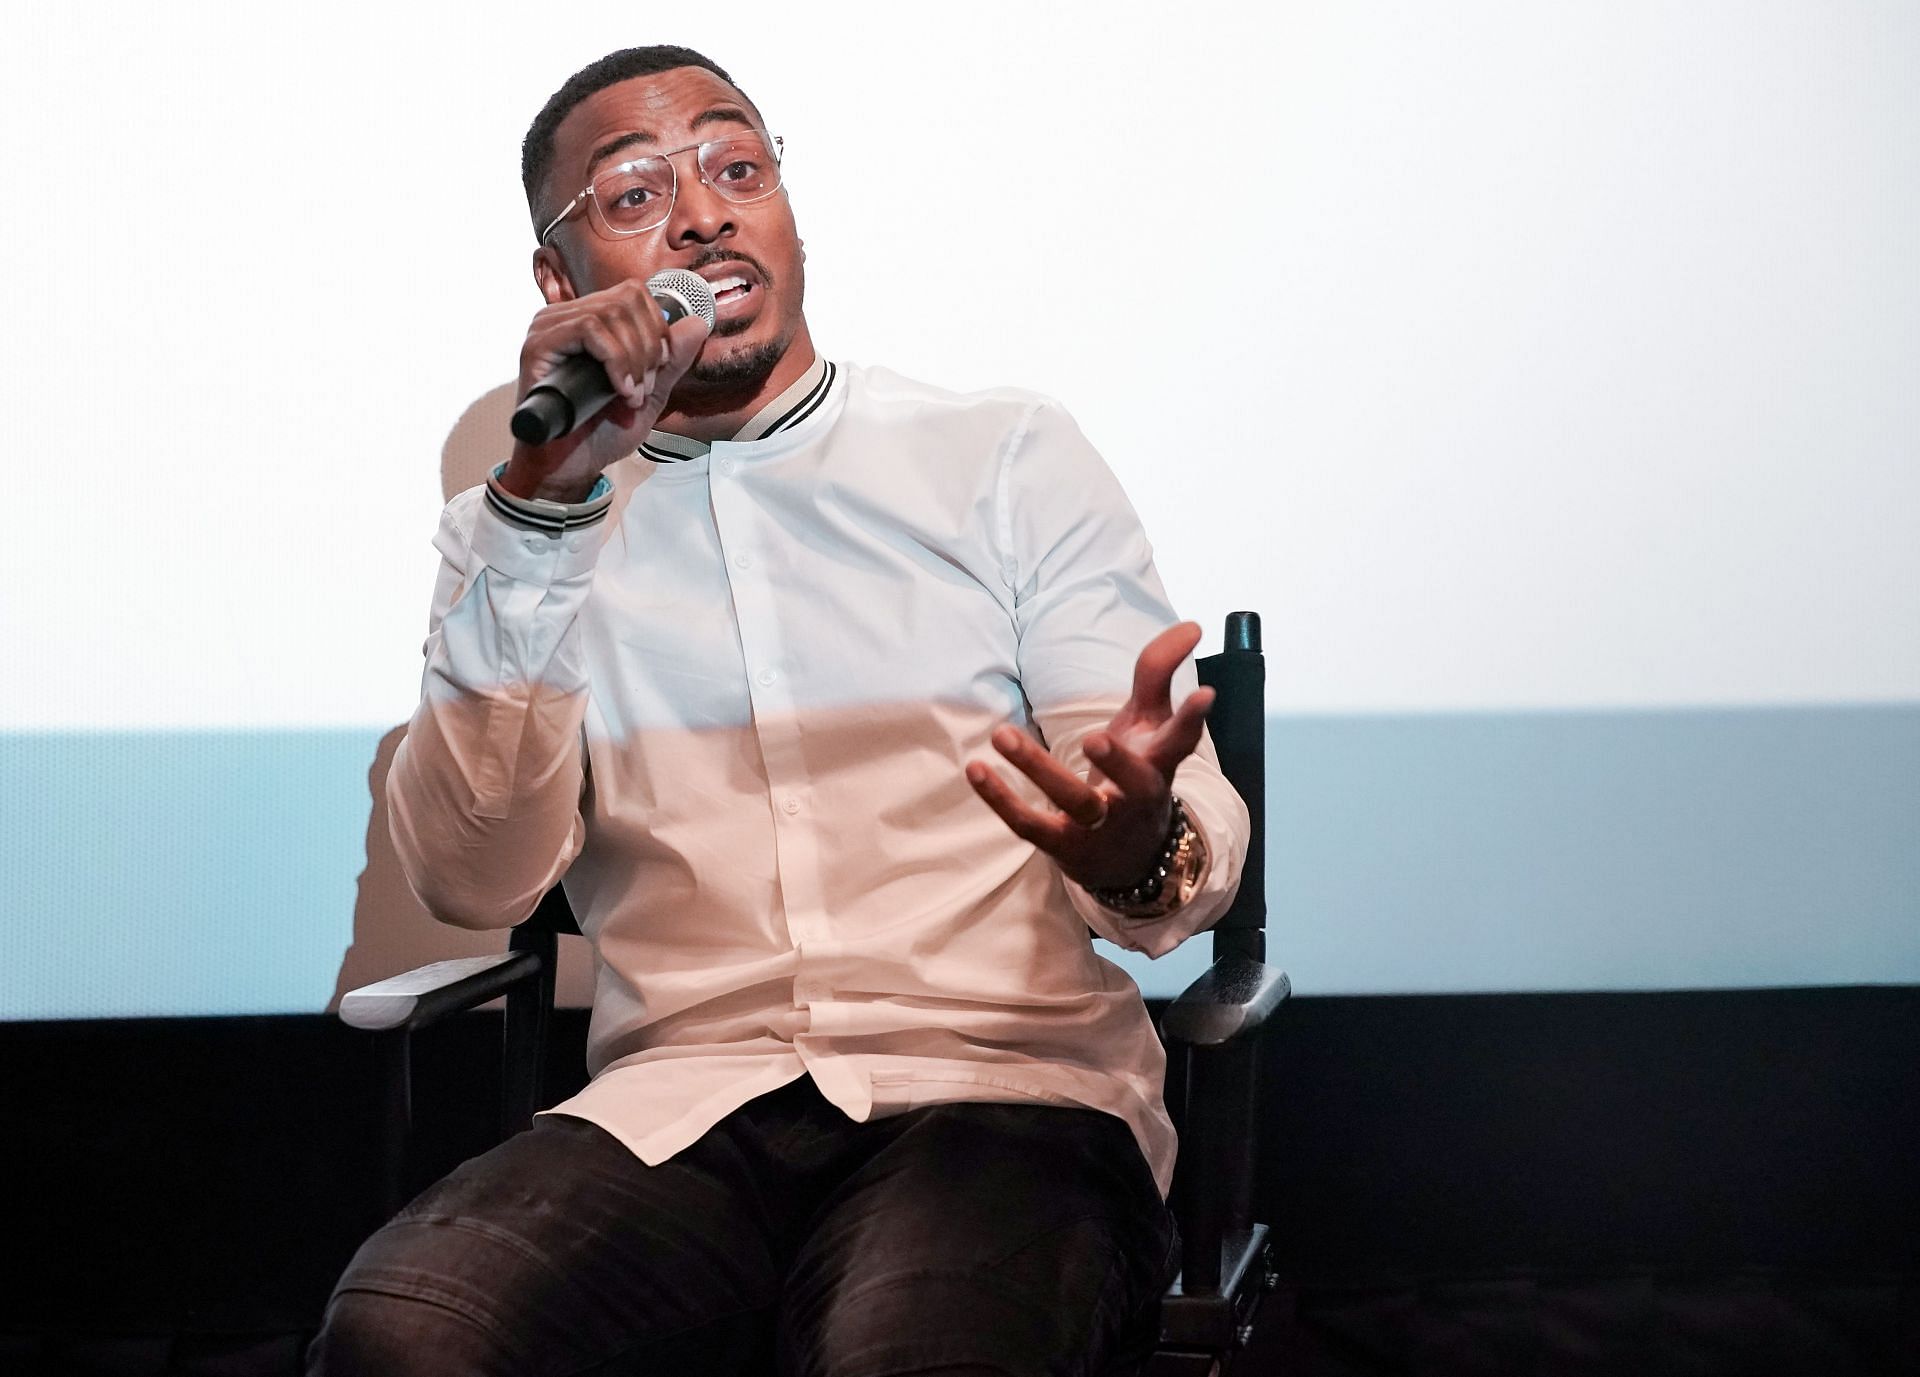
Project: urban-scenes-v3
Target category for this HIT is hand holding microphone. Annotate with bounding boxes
[500,269,718,503]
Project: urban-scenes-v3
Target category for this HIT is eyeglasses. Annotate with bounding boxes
[539,129,785,244]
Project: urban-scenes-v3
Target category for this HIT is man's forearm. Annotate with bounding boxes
[387,674,589,931]
[386,492,608,929]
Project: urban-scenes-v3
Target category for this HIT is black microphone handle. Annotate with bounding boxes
[510,354,611,445]
[509,293,696,446]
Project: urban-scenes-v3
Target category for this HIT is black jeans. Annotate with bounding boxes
[308,1074,1179,1376]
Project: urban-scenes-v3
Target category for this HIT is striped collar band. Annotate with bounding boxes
[640,355,835,464]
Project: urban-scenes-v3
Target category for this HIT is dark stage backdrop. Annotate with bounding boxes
[8,986,1917,1374]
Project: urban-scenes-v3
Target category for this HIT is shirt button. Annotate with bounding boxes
[734,552,753,570]
[758,667,778,686]
[784,797,801,815]
[522,535,545,553]
[718,458,737,476]
[566,536,583,553]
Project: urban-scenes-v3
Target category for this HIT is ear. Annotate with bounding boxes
[532,245,577,305]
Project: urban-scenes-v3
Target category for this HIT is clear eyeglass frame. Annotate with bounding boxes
[538,129,785,245]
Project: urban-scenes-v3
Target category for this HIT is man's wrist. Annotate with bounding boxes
[485,462,614,534]
[1085,795,1208,919]
[498,455,600,505]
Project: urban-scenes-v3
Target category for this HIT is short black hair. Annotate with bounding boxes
[521,45,755,235]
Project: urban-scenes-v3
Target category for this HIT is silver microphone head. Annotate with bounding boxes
[646,268,719,329]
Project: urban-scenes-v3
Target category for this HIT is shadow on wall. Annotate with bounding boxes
[328,381,596,1012]
[441,380,520,500]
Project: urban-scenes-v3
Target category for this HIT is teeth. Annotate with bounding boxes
[709,275,749,294]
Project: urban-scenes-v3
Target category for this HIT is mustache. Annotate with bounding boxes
[686,247,772,289]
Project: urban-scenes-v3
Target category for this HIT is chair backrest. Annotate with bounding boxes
[1193,611,1267,964]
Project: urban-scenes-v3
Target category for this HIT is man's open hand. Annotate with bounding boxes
[965,621,1214,892]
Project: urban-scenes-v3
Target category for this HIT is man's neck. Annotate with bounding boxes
[658,331,819,443]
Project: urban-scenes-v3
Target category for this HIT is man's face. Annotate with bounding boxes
[533,67,807,406]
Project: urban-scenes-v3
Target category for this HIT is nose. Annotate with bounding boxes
[664,158,737,249]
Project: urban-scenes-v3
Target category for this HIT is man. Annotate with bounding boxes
[311,43,1248,1377]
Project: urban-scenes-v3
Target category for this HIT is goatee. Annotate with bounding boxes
[670,339,788,417]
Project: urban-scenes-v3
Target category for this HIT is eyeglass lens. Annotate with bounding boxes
[591,133,781,235]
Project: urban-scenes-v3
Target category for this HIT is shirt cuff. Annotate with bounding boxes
[1069,785,1242,959]
[466,467,615,586]
[485,463,614,533]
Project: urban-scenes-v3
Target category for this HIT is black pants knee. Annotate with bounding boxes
[309,1076,1176,1377]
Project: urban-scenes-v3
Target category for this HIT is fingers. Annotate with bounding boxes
[1126,621,1204,721]
[521,279,681,408]
[573,314,645,404]
[657,311,712,390]
[965,760,1071,850]
[988,725,1109,830]
[1141,684,1215,777]
[1083,729,1161,799]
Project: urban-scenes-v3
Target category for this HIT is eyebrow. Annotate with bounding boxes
[584,107,757,177]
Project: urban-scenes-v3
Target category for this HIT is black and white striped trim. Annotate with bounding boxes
[484,466,614,534]
[747,359,837,441]
[640,438,696,465]
[639,359,838,463]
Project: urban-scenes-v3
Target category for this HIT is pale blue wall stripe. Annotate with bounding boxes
[4,704,1916,1018]
[1101,702,1920,996]
[1,729,375,1020]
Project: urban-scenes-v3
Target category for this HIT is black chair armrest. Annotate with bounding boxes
[1160,955,1292,1048]
[339,952,545,1033]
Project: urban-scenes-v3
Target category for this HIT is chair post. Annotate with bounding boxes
[1211,927,1264,963]
[1199,613,1265,971]
[1222,1035,1260,1241]
[1170,608,1270,1297]
[502,924,557,1138]
[376,1030,414,1221]
[1175,1036,1261,1294]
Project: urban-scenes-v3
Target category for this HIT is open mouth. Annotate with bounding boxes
[707,273,755,307]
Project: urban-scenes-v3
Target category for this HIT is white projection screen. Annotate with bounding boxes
[3,1,1916,1019]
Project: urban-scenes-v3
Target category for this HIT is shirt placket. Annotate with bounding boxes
[707,444,832,1007]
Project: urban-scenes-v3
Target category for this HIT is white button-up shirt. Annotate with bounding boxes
[388,358,1249,1197]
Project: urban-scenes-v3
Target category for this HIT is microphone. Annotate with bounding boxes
[509,269,719,445]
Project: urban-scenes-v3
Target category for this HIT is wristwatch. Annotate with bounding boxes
[1087,795,1209,920]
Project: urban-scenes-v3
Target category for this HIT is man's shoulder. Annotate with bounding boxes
[438,482,488,532]
[836,364,1111,488]
[844,361,1064,426]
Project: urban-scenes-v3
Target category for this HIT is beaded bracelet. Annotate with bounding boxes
[1087,795,1196,913]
